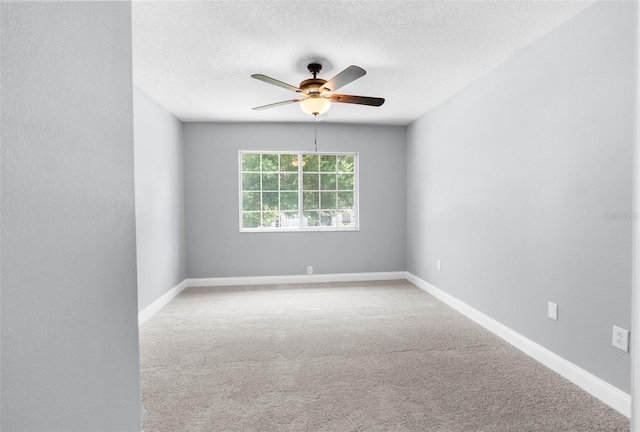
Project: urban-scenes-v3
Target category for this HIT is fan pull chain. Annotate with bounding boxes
[314,115,318,153]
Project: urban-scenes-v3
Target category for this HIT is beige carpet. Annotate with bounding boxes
[139,280,629,431]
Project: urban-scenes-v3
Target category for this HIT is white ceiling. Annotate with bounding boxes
[132,0,595,126]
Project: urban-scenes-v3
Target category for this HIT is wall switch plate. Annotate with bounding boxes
[436,260,441,271]
[612,325,629,352]
[307,266,313,275]
[548,302,558,320]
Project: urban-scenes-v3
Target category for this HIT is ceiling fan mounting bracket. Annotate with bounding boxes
[307,63,322,78]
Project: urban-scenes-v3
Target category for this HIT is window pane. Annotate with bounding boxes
[242,192,261,211]
[337,155,354,173]
[320,155,337,172]
[303,211,319,227]
[281,192,298,211]
[262,154,278,171]
[262,173,278,190]
[262,192,278,210]
[303,192,319,210]
[337,191,354,209]
[320,191,337,210]
[262,211,278,228]
[242,153,261,171]
[320,211,336,227]
[320,174,336,191]
[280,211,300,228]
[337,174,354,190]
[303,154,319,171]
[242,173,261,191]
[280,173,298,191]
[337,211,355,227]
[243,212,260,228]
[280,154,297,172]
[303,173,319,190]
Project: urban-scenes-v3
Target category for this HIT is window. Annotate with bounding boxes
[239,152,358,232]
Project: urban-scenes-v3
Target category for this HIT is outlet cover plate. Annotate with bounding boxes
[548,302,558,320]
[612,325,629,352]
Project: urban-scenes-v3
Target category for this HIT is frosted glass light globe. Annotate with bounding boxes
[300,96,331,115]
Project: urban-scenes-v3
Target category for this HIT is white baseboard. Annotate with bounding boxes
[405,272,631,418]
[186,271,407,287]
[138,279,189,326]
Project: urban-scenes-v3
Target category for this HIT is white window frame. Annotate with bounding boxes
[238,151,359,233]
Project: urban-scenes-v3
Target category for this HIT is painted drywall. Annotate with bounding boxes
[1,2,141,430]
[184,122,406,278]
[134,86,187,312]
[632,1,640,426]
[406,0,635,393]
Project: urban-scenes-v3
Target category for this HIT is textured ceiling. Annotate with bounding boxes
[132,0,595,126]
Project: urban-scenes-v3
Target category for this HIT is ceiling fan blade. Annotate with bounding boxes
[329,94,385,106]
[251,74,303,93]
[320,65,366,93]
[252,99,302,111]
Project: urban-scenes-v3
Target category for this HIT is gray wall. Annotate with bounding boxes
[406,0,635,393]
[1,2,141,430]
[184,122,406,278]
[134,86,187,312]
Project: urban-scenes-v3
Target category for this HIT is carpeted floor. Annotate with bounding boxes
[139,280,630,431]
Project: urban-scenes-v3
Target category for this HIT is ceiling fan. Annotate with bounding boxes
[251,63,385,117]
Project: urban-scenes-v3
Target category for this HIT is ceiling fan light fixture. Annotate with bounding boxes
[300,96,331,116]
[252,63,383,115]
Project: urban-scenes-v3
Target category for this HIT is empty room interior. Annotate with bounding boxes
[2,0,639,431]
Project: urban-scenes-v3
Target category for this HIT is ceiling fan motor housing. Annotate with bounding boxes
[300,78,328,95]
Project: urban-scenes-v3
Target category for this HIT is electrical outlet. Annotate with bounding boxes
[307,266,313,275]
[548,302,558,320]
[437,260,441,271]
[612,325,629,352]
